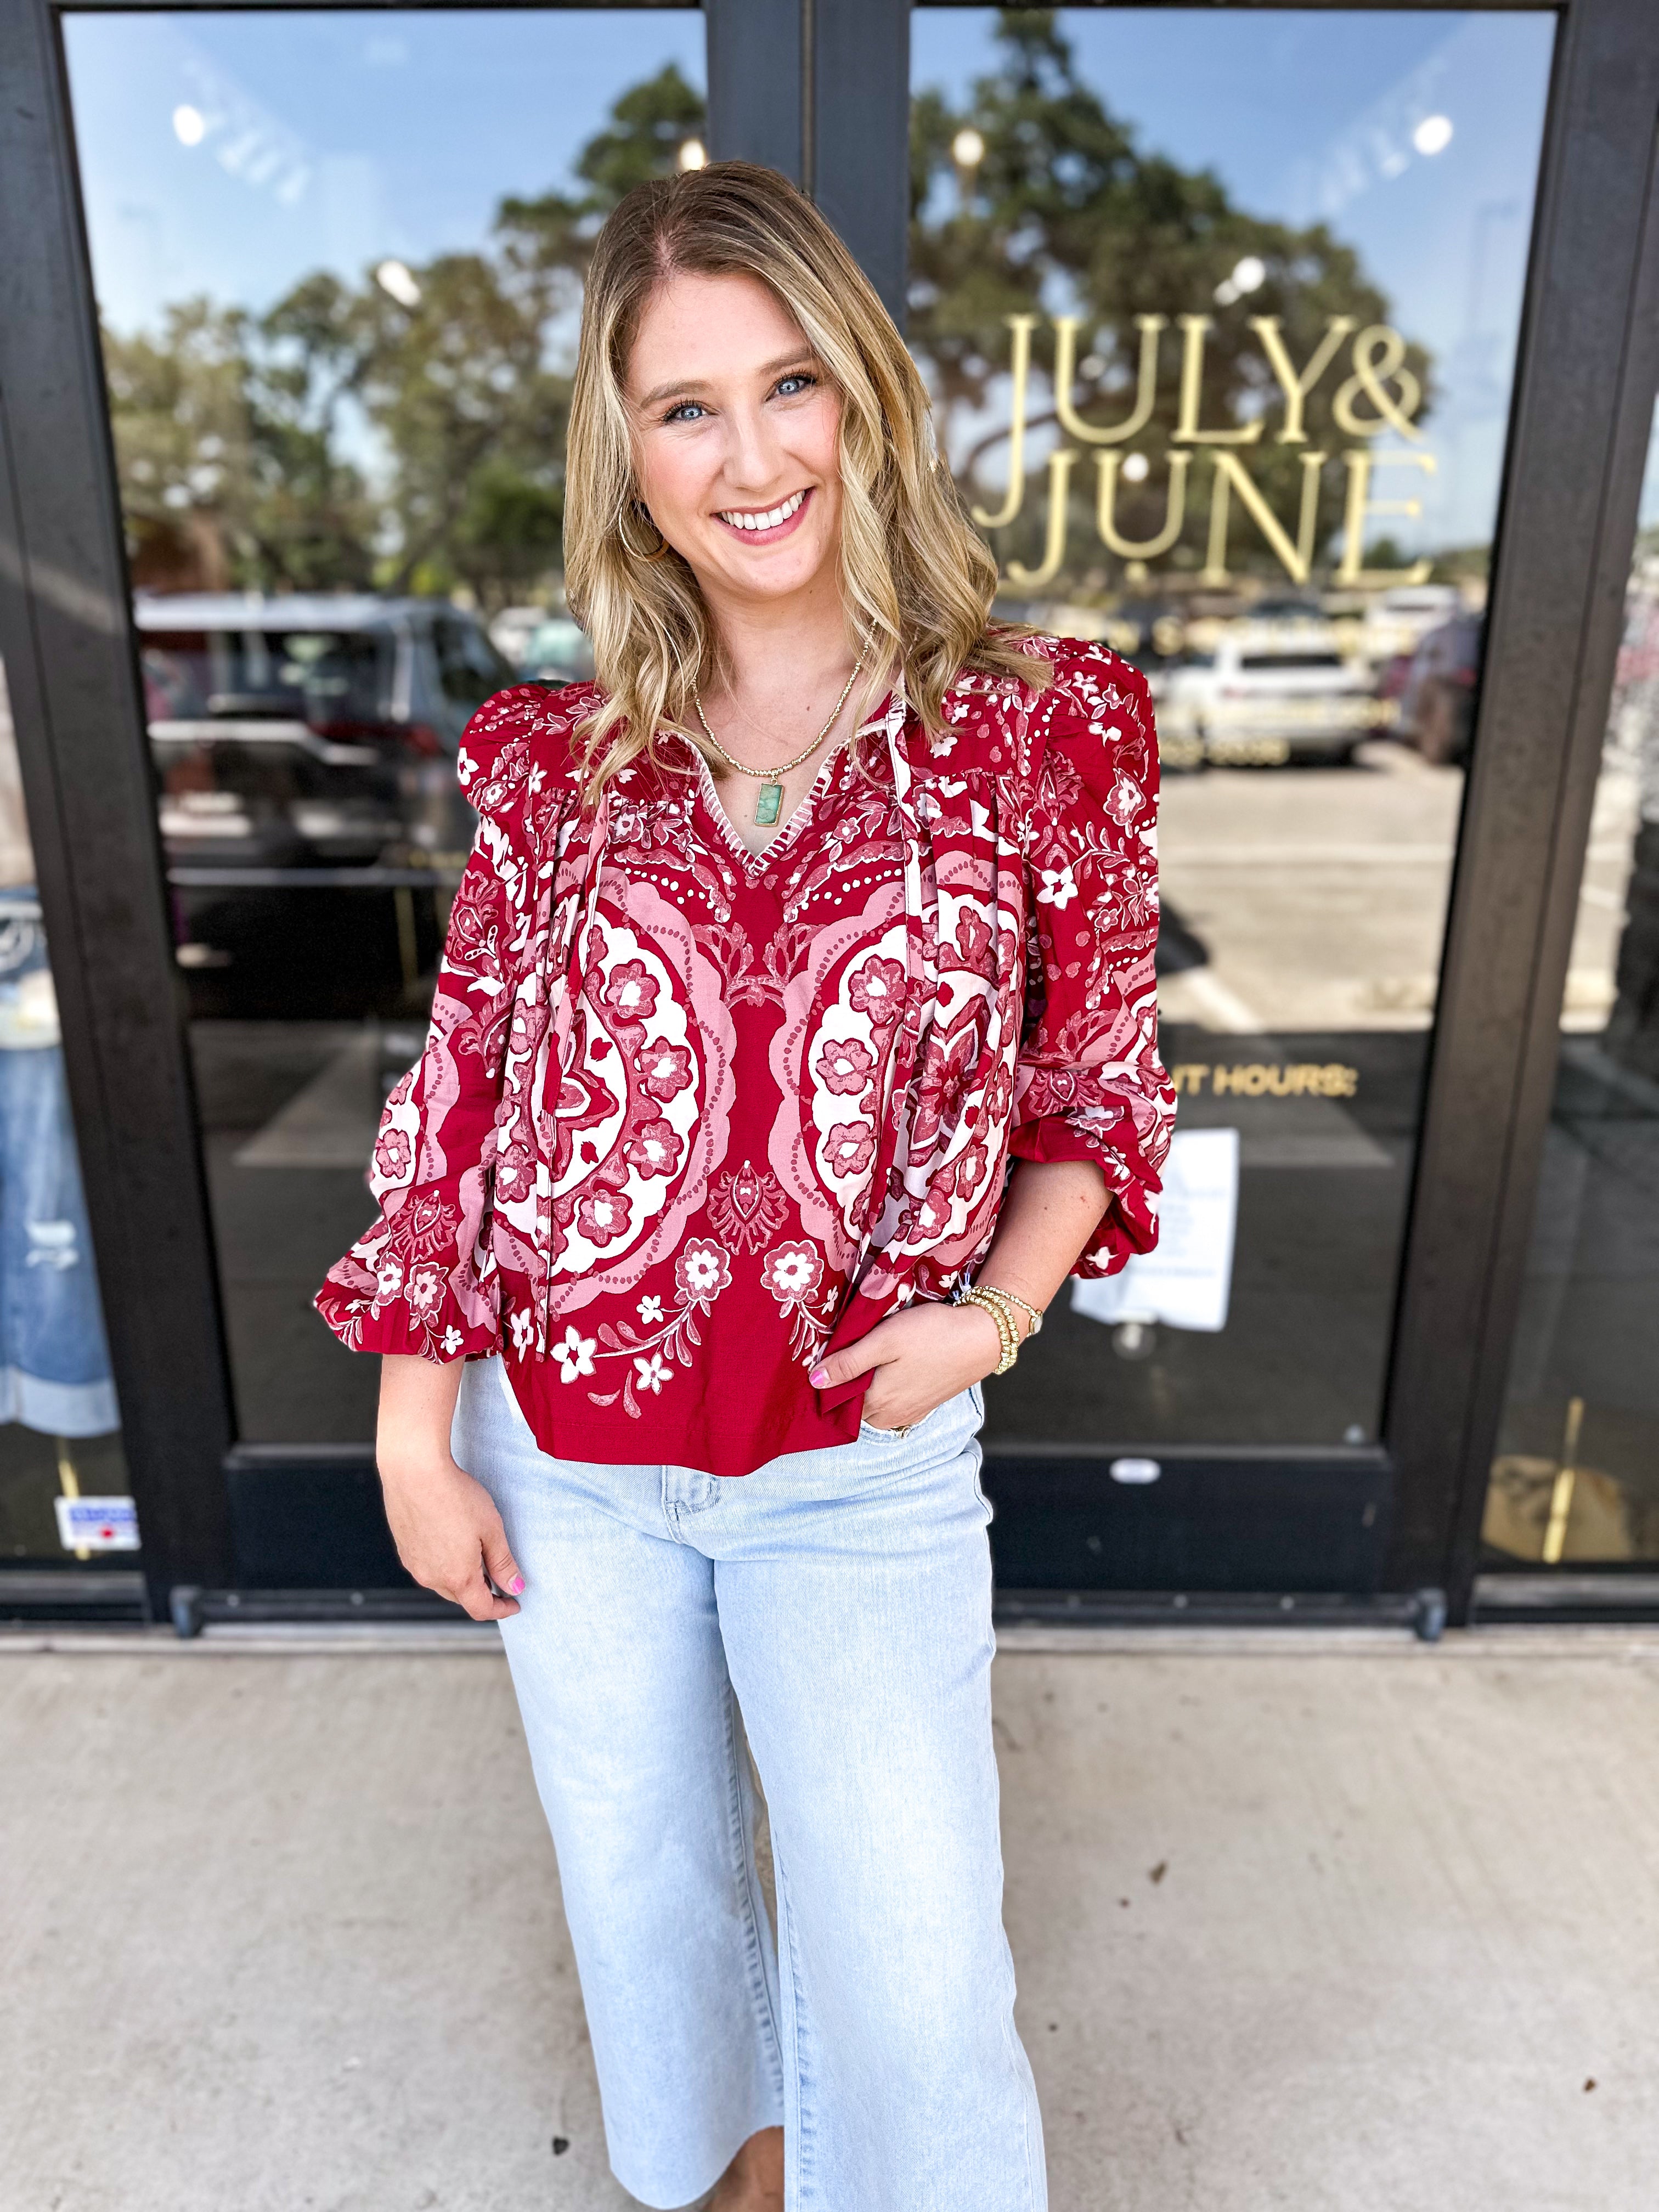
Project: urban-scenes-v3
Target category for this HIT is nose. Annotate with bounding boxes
[716,397,786,498]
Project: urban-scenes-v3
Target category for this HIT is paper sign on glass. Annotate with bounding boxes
[1071,1126,1239,1334]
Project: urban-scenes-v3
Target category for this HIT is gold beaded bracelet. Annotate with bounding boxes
[980,1285,1043,1339]
[959,1285,1020,1375]
[972,1285,1041,1366]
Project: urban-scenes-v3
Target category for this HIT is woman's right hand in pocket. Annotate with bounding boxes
[377,1352,524,1620]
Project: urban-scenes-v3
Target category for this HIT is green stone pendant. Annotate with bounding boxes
[754,781,783,828]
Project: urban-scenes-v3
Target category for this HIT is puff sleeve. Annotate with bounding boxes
[313,686,545,1358]
[1009,646,1175,1277]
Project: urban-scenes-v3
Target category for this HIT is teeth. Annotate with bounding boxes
[720,490,805,532]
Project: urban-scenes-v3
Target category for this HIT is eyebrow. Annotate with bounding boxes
[635,349,819,411]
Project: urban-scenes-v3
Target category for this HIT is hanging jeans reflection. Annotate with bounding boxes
[0,910,117,1434]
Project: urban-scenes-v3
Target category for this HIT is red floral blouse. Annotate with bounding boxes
[315,636,1174,1475]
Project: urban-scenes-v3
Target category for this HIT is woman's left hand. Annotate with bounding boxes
[810,1302,1006,1434]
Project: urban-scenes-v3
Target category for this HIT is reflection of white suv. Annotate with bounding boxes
[1159,623,1384,769]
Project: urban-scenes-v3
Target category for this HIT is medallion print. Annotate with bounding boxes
[316,645,1176,1474]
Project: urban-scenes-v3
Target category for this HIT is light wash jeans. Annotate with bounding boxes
[453,1357,1047,2212]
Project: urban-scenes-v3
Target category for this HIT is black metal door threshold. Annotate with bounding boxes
[163,1584,1451,1639]
[1474,1573,1659,1625]
[0,1569,148,1623]
[994,1588,1448,1640]
[168,1584,464,1637]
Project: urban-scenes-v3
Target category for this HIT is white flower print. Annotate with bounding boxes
[511,1308,538,1356]
[1037,862,1078,910]
[633,1352,672,1395]
[441,1325,464,1356]
[554,1324,596,1381]
[637,1295,665,1324]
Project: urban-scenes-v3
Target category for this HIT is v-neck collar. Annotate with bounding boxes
[692,742,849,876]
[689,696,898,877]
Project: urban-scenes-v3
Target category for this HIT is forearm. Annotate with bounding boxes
[975,1158,1110,1323]
[374,1352,522,1618]
[378,1351,467,1477]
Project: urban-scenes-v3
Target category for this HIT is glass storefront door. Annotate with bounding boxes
[63,7,706,1452]
[909,10,1554,1550]
[1482,407,1659,1571]
[12,0,1649,1608]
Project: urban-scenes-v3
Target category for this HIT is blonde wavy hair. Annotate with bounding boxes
[562,160,1046,793]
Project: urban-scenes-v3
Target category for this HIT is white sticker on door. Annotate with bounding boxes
[54,1495,140,1551]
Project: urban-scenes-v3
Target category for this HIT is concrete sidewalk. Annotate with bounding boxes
[3,1627,1656,2211]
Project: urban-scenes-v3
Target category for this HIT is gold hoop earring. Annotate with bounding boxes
[619,504,672,563]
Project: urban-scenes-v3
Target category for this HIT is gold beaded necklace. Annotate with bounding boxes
[692,653,866,828]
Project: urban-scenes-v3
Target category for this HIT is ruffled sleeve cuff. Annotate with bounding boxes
[313,1209,501,1361]
[1008,1093,1166,1279]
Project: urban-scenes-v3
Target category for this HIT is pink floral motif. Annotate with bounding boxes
[761,1240,823,1306]
[848,955,906,1026]
[815,1036,875,1096]
[952,909,994,967]
[822,1122,877,1178]
[675,1239,731,1300]
[494,1140,534,1204]
[577,1186,633,1247]
[1105,774,1144,827]
[598,959,660,1024]
[403,1263,445,1319]
[634,1040,695,1102]
[374,1128,412,1181]
[624,1118,684,1178]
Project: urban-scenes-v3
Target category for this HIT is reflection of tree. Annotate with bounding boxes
[910,11,1434,582]
[105,297,377,593]
[104,64,704,607]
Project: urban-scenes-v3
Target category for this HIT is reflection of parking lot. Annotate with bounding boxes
[1156,740,1465,1034]
[1155,739,1638,1037]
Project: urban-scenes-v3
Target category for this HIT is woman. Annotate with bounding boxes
[318,161,1171,2212]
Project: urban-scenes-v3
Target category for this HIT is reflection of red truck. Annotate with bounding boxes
[1398,612,1485,766]
[137,593,514,870]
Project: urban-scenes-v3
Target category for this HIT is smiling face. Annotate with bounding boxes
[626,269,843,618]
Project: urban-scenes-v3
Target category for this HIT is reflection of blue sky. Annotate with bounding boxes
[913,8,1555,552]
[65,9,705,332]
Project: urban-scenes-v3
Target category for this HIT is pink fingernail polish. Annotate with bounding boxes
[809,1368,828,1388]
[509,1575,524,1594]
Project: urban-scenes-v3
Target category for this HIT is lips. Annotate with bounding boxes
[714,487,810,538]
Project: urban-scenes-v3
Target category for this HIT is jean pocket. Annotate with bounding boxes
[859,1399,943,1444]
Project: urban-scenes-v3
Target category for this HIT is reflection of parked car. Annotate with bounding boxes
[1399,612,1484,766]
[488,603,551,668]
[1158,623,1384,768]
[137,594,515,869]
[520,615,596,684]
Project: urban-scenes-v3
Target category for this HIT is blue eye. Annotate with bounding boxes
[775,373,816,398]
[663,400,707,424]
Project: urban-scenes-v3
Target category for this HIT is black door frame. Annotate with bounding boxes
[0,0,1654,1627]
